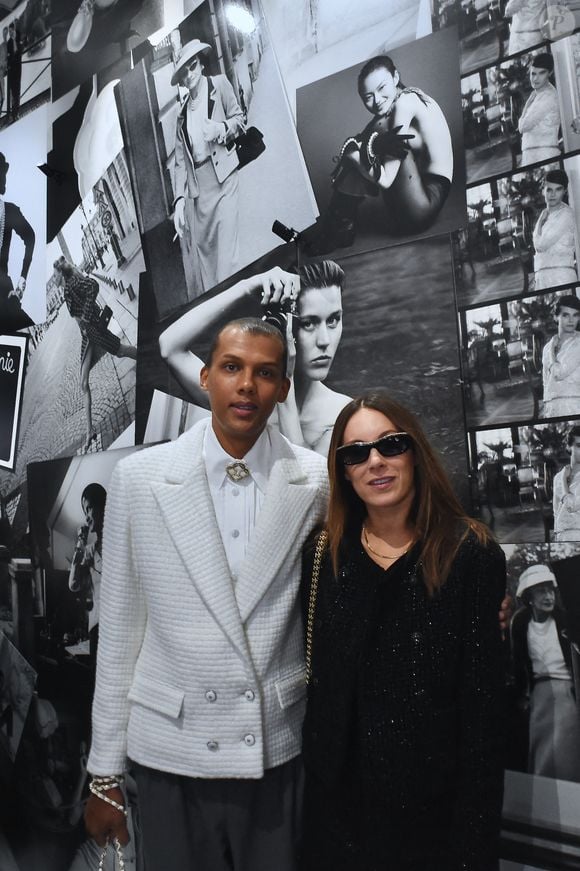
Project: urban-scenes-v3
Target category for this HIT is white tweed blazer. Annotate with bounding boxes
[88,420,328,779]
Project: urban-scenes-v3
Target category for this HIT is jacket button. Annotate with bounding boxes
[205,690,217,702]
[207,740,219,752]
[244,734,255,746]
[244,689,255,701]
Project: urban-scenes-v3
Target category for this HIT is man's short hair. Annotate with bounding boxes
[207,317,288,376]
[555,294,580,315]
[568,425,580,446]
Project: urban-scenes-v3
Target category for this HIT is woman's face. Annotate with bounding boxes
[342,407,416,516]
[181,54,204,93]
[528,582,555,618]
[529,65,550,90]
[556,305,580,336]
[295,285,343,382]
[359,66,400,117]
[543,181,566,209]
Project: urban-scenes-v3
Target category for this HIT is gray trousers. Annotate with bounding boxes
[130,756,303,871]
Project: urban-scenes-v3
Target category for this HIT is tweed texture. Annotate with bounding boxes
[88,419,328,778]
[301,531,507,871]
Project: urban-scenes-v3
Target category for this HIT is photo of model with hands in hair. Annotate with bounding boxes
[52,257,137,450]
[315,55,453,252]
[159,261,351,455]
[171,39,245,294]
[301,391,506,870]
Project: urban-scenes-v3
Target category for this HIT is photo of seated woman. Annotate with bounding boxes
[296,27,466,257]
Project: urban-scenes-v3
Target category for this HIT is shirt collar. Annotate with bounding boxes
[203,423,272,493]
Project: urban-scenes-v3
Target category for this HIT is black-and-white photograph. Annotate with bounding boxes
[137,233,469,496]
[50,0,173,102]
[0,104,47,331]
[0,629,36,763]
[430,0,547,77]
[28,446,146,665]
[47,53,132,242]
[115,1,317,321]
[461,46,574,184]
[503,545,580,784]
[0,0,50,130]
[0,334,27,472]
[296,27,466,258]
[454,155,580,308]
[261,0,425,116]
[468,418,580,541]
[459,288,580,428]
[0,154,142,549]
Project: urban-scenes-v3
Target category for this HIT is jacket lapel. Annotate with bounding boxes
[151,423,251,664]
[235,433,320,623]
[207,76,216,119]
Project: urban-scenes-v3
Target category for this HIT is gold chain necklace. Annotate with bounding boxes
[362,525,412,560]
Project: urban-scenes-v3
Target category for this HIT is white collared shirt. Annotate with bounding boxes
[203,424,273,580]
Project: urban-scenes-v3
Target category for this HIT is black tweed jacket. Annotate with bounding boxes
[300,529,507,871]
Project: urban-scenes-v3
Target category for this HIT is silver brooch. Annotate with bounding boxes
[225,461,250,482]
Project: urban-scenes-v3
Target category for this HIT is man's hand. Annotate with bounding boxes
[8,276,26,301]
[84,788,130,847]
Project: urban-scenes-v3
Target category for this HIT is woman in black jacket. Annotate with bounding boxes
[301,390,506,871]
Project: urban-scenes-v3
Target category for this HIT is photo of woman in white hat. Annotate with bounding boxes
[171,38,245,294]
[512,563,580,782]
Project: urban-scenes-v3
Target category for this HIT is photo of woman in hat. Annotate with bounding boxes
[512,564,580,782]
[171,38,246,294]
[533,168,578,290]
[0,151,35,332]
[518,53,561,168]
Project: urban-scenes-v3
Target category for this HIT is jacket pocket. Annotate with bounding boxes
[275,667,307,710]
[127,673,185,719]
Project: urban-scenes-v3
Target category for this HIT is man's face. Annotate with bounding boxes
[200,326,290,457]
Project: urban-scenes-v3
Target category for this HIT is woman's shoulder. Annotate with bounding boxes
[453,527,506,578]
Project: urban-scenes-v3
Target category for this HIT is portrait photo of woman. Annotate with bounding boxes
[171,38,245,295]
[52,256,137,450]
[297,27,465,256]
[158,261,351,455]
[533,169,578,291]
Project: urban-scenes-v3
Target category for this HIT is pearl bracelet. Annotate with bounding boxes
[89,779,127,816]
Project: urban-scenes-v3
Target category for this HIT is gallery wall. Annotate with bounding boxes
[1,0,580,868]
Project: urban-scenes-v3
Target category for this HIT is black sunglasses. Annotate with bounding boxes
[337,432,412,466]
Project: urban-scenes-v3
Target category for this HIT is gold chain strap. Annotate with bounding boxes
[305,530,328,685]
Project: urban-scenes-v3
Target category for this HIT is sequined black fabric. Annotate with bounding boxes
[300,530,507,871]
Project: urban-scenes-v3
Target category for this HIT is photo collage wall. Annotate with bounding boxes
[1,0,580,868]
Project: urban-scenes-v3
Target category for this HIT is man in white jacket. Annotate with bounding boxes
[84,306,329,871]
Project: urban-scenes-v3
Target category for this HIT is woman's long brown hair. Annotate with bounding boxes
[326,391,491,593]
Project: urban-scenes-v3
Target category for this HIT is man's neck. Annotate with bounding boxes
[210,421,265,460]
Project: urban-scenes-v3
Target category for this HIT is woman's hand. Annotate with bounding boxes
[255,267,300,308]
[203,118,225,143]
[173,199,186,239]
